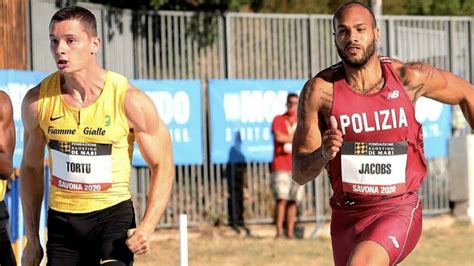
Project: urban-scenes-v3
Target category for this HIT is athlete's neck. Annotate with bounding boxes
[61,65,107,107]
[344,55,384,94]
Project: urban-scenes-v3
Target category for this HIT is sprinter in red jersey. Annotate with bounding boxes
[292,1,474,266]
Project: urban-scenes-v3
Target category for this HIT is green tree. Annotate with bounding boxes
[405,0,472,15]
[405,0,432,15]
[382,0,409,15]
[460,0,474,14]
[430,0,462,15]
[256,0,330,13]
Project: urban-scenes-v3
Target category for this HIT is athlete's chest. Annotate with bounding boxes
[44,98,127,144]
[333,85,416,138]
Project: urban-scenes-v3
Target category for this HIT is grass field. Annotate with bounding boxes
[136,216,474,266]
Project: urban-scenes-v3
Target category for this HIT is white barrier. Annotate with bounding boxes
[449,135,474,224]
[179,214,188,266]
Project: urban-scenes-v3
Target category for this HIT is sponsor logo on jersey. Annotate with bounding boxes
[387,90,400,100]
[354,142,368,155]
[58,141,71,153]
[83,127,106,136]
[339,107,408,135]
[388,236,400,248]
[48,126,76,135]
[49,115,65,121]
[47,126,107,136]
[49,140,112,156]
[105,115,111,127]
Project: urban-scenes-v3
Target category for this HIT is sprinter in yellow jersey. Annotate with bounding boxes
[20,6,174,266]
[0,92,16,266]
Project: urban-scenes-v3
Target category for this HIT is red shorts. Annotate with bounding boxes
[330,193,422,266]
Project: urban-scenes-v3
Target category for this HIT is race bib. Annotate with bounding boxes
[341,141,407,195]
[49,140,112,192]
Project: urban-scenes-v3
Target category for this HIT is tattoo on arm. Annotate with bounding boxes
[400,62,435,100]
[320,89,332,106]
[298,154,313,170]
[298,83,316,121]
[294,149,327,184]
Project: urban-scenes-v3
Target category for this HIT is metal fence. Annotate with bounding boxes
[28,0,473,227]
[0,0,28,69]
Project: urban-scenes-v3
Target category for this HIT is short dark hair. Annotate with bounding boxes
[287,92,298,103]
[50,6,97,37]
[332,1,377,31]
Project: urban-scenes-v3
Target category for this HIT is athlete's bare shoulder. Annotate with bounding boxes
[297,67,335,127]
[310,64,342,115]
[0,91,13,122]
[391,58,435,101]
[0,90,11,104]
[22,85,41,108]
[125,82,153,108]
[21,85,41,128]
[125,82,141,95]
[124,82,160,130]
[124,83,144,125]
[22,85,41,113]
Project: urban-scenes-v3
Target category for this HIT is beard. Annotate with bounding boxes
[336,41,376,68]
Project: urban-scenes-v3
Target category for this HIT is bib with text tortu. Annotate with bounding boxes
[50,140,112,192]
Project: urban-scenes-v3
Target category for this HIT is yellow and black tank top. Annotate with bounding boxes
[38,71,134,213]
[0,180,5,201]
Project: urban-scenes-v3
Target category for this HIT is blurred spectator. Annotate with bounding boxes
[271,92,304,238]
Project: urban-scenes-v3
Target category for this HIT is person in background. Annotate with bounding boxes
[271,92,304,239]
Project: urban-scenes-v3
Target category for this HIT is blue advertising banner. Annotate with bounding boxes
[209,79,306,164]
[0,70,453,167]
[131,79,203,165]
[415,97,452,159]
[0,71,203,166]
[0,70,49,167]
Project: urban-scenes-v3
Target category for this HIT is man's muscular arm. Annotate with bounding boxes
[125,84,174,255]
[0,92,15,180]
[395,61,474,128]
[292,78,342,185]
[20,86,46,266]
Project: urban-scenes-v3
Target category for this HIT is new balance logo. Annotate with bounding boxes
[388,236,400,248]
[387,90,400,100]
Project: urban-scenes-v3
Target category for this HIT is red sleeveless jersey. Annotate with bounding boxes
[328,57,427,203]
